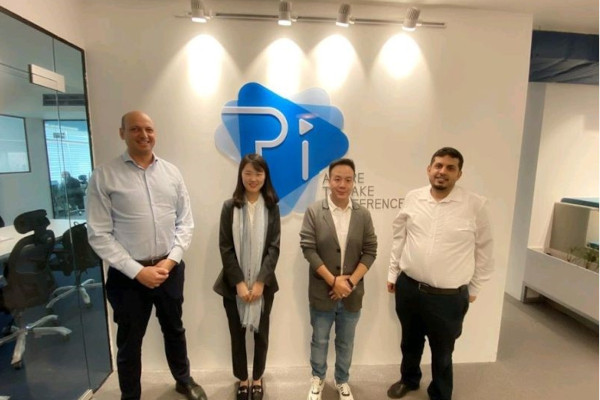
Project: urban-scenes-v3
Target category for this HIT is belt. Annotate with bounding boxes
[136,255,168,266]
[402,272,465,295]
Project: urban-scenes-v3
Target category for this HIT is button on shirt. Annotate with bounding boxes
[327,195,352,275]
[388,185,493,296]
[87,152,194,279]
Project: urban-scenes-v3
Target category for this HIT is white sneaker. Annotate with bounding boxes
[335,381,355,400]
[307,376,325,400]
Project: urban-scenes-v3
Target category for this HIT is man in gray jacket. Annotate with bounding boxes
[300,158,377,400]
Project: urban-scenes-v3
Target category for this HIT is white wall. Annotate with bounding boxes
[528,83,599,248]
[46,0,533,372]
[506,82,599,299]
[504,83,546,298]
[0,0,85,48]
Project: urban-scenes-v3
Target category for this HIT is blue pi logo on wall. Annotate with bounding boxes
[215,83,349,215]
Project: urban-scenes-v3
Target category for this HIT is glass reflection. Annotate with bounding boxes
[0,9,111,400]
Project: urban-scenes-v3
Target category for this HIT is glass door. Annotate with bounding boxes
[51,36,112,393]
[0,8,111,399]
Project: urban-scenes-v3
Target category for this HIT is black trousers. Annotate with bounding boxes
[106,262,191,400]
[223,291,274,381]
[395,273,469,400]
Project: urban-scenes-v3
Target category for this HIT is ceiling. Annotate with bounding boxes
[309,0,599,34]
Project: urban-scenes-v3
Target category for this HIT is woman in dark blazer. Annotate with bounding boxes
[214,154,280,400]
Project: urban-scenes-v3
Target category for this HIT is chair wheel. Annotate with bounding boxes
[12,361,23,370]
[63,333,71,341]
[85,302,93,309]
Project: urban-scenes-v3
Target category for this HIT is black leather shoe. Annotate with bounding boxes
[236,383,249,400]
[387,380,418,398]
[176,378,208,400]
[251,381,264,400]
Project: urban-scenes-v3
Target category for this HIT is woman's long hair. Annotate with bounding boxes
[232,153,279,208]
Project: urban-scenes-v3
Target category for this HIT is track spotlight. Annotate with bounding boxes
[336,4,352,27]
[191,0,209,23]
[177,2,445,30]
[278,1,293,26]
[402,7,420,31]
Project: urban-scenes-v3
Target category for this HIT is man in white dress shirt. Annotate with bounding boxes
[386,147,494,400]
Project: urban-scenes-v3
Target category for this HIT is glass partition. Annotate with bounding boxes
[547,202,600,273]
[0,7,111,399]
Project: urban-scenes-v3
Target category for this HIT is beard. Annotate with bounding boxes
[431,175,449,191]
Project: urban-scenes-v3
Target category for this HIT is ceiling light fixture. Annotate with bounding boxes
[278,1,293,26]
[402,7,420,31]
[176,3,445,30]
[336,4,352,27]
[191,0,209,23]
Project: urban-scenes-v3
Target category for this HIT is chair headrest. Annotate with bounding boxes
[13,209,50,234]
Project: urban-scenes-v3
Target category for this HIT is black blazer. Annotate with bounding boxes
[213,199,281,299]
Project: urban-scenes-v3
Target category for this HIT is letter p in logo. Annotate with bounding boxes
[215,83,349,215]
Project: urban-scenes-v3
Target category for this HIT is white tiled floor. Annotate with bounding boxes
[93,296,599,400]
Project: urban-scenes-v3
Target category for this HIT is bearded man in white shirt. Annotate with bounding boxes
[386,147,494,400]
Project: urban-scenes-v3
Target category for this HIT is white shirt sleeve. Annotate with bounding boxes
[86,168,143,279]
[468,199,494,296]
[168,172,194,264]
[388,208,408,284]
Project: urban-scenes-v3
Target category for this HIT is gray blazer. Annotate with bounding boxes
[300,199,377,312]
[213,199,281,299]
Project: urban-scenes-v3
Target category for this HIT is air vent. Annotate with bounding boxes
[43,93,86,106]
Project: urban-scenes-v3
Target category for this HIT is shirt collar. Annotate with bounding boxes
[121,151,158,168]
[442,186,463,202]
[244,193,263,207]
[327,195,352,212]
[417,185,464,203]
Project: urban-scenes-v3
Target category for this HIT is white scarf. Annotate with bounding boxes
[232,194,267,332]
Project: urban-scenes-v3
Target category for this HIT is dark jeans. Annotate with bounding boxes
[395,273,469,400]
[223,291,274,381]
[106,262,191,400]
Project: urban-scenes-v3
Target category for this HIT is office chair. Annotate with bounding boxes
[0,210,71,369]
[46,223,102,311]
